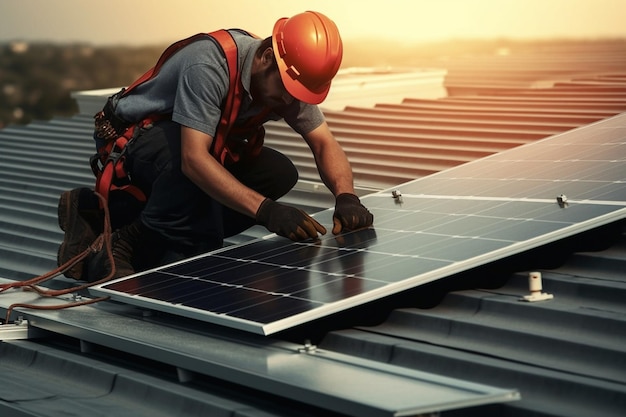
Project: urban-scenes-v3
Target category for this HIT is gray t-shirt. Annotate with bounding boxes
[115,29,325,139]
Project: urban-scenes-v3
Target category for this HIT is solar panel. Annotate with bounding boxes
[91,114,626,335]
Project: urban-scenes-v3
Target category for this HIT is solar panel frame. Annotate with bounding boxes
[91,114,626,335]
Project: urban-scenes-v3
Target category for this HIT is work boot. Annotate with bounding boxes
[85,219,150,282]
[57,188,102,279]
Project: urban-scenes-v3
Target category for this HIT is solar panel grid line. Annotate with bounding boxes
[370,193,626,206]
[91,113,626,335]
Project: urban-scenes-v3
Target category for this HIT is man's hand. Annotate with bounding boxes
[332,193,374,235]
[256,198,327,241]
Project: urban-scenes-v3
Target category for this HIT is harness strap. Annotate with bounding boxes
[209,30,271,165]
[211,30,242,165]
[94,124,142,203]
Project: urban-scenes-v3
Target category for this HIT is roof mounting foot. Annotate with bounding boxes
[520,271,554,302]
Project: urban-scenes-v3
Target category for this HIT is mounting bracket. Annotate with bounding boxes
[0,316,31,340]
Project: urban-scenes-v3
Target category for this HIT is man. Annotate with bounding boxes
[57,11,374,282]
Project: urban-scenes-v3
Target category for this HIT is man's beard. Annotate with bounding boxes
[250,67,283,108]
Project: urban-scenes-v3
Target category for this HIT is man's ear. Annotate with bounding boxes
[261,48,274,67]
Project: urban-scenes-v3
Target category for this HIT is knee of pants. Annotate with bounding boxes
[272,156,299,197]
[231,147,299,200]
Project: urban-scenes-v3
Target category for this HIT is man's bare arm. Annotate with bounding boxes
[303,121,373,234]
[302,121,356,197]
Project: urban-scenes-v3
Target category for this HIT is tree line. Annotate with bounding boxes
[0,42,163,128]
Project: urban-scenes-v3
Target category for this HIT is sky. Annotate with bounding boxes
[0,0,625,46]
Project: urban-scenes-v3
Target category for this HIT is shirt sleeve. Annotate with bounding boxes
[282,101,326,136]
[170,41,230,137]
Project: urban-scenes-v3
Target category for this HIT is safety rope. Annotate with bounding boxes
[1,192,116,323]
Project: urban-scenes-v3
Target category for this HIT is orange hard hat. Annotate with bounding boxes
[272,11,343,104]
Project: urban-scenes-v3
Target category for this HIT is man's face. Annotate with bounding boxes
[251,66,295,108]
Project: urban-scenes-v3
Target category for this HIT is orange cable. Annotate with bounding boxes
[3,192,118,323]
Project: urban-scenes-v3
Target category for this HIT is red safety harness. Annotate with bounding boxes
[91,29,270,205]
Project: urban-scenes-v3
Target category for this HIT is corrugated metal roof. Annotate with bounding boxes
[1,39,625,416]
[0,115,94,280]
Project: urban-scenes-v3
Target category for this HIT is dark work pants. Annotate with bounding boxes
[121,120,298,264]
